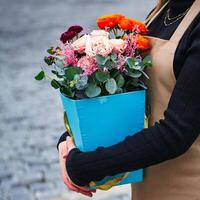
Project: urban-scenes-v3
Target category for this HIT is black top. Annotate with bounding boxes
[57,0,200,187]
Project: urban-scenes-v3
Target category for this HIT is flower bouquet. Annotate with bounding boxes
[35,14,152,190]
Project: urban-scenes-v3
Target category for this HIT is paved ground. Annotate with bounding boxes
[0,0,155,199]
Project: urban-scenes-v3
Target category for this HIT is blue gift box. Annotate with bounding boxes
[60,90,145,186]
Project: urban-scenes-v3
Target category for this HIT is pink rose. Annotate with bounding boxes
[110,39,127,53]
[72,35,88,54]
[90,30,109,38]
[85,30,112,57]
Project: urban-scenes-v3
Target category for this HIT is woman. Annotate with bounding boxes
[57,0,200,199]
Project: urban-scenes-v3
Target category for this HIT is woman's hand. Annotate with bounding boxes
[58,138,96,197]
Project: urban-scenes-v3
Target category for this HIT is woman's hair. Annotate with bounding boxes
[146,0,167,23]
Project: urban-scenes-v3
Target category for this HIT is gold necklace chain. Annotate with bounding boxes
[164,7,191,27]
[167,7,190,20]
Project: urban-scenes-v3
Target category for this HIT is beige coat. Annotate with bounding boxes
[131,1,200,199]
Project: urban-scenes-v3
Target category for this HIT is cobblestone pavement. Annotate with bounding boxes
[0,0,155,199]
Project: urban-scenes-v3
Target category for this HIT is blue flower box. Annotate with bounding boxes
[60,90,145,186]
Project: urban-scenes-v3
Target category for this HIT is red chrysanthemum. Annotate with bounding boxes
[68,25,83,34]
[60,31,77,43]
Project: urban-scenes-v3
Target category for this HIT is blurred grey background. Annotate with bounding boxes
[0,0,155,199]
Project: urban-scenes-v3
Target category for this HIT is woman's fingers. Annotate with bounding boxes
[59,141,68,158]
[64,179,93,197]
[59,136,95,197]
[65,178,80,192]
[66,136,76,153]
[79,190,93,197]
[76,186,93,193]
[62,151,68,159]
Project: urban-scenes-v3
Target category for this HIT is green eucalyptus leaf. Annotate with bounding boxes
[51,79,60,89]
[116,74,125,88]
[126,58,134,68]
[111,70,120,78]
[64,67,82,81]
[76,75,88,90]
[35,71,45,81]
[95,72,110,82]
[105,78,117,94]
[116,87,123,94]
[126,58,142,70]
[105,60,115,70]
[55,59,65,68]
[85,83,101,98]
[143,55,152,68]
[110,53,117,63]
[127,68,142,78]
[96,55,110,67]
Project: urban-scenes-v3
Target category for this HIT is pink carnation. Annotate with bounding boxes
[124,34,137,57]
[77,56,98,75]
[60,43,77,66]
[116,54,126,72]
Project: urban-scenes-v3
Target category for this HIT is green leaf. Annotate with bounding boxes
[143,55,152,68]
[110,53,117,63]
[55,59,65,68]
[47,47,55,55]
[126,68,142,78]
[105,60,115,70]
[35,71,45,81]
[126,58,134,68]
[85,83,101,98]
[51,70,63,78]
[111,70,120,78]
[116,87,123,93]
[129,71,142,78]
[126,58,142,70]
[64,67,82,81]
[96,55,110,67]
[51,79,60,89]
[95,72,110,82]
[44,56,54,66]
[116,74,125,88]
[60,87,74,98]
[105,78,117,94]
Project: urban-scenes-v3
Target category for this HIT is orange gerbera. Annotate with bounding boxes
[133,20,148,34]
[136,35,150,50]
[97,14,125,29]
[118,18,135,31]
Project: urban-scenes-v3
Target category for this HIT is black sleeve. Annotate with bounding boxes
[56,131,70,150]
[65,25,200,187]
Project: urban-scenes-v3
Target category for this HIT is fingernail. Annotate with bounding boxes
[63,153,67,159]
